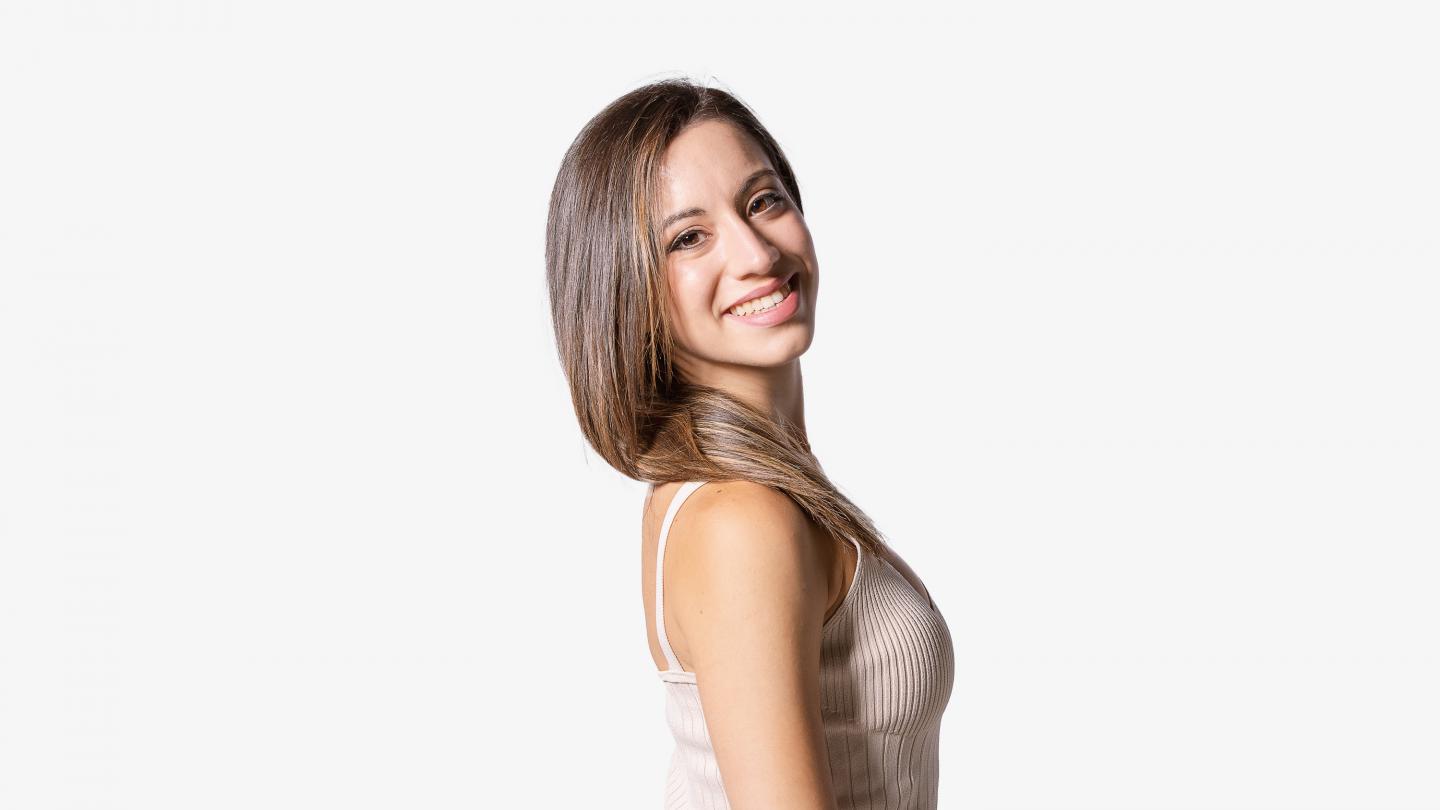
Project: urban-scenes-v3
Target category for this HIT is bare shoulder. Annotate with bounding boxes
[666,480,824,609]
[662,478,839,806]
[683,479,813,538]
[664,479,832,649]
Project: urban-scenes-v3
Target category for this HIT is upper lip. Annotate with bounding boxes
[725,272,797,313]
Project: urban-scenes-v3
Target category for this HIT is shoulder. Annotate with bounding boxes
[671,480,817,569]
[658,480,839,805]
[685,479,809,528]
[664,480,828,634]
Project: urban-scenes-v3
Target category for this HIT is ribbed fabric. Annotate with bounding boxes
[654,481,955,809]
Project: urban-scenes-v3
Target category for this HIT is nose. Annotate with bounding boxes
[725,216,781,276]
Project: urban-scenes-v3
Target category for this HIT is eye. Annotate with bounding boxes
[750,190,785,215]
[669,230,703,252]
[667,190,788,253]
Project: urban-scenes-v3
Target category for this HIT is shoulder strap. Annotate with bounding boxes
[655,481,707,672]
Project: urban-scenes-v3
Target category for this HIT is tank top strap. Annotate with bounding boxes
[655,480,708,673]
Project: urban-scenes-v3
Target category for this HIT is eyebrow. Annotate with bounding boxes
[659,167,780,235]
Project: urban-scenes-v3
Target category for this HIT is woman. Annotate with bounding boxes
[545,78,954,809]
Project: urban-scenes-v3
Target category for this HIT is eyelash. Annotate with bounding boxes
[668,191,787,253]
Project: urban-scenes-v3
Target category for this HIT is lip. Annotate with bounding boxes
[724,271,798,315]
[723,274,801,327]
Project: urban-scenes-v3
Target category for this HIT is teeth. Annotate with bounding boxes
[729,281,791,316]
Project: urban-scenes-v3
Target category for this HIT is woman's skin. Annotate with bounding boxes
[658,118,819,431]
[638,119,934,809]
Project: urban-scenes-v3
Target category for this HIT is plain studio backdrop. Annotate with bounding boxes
[1,2,1436,808]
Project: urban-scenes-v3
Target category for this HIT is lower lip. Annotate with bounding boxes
[724,277,801,327]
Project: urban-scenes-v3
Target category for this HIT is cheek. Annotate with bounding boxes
[667,267,714,315]
[664,279,707,340]
[775,220,815,257]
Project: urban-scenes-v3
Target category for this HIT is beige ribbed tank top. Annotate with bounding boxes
[653,481,955,809]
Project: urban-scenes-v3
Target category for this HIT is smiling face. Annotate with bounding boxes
[656,119,819,382]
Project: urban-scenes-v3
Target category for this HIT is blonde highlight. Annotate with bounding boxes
[544,77,888,557]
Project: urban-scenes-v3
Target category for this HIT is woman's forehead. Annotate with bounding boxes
[659,121,772,202]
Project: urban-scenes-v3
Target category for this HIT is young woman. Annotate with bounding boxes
[545,78,954,809]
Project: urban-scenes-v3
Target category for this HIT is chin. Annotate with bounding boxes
[740,333,813,367]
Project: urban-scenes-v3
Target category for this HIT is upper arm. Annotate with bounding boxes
[666,481,838,810]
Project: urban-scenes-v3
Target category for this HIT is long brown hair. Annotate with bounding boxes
[544,77,887,557]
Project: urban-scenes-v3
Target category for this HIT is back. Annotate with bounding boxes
[645,481,955,809]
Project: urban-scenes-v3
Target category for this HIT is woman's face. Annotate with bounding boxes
[656,119,819,377]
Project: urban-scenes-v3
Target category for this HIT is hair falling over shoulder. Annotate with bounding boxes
[544,76,887,559]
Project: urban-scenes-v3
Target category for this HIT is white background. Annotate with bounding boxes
[1,1,1436,808]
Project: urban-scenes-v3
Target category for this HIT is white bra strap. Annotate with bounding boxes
[655,481,707,672]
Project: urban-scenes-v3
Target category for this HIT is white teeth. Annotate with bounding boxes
[729,281,791,316]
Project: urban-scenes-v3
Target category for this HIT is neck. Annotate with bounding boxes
[682,356,808,439]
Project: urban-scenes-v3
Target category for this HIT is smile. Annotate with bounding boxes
[723,273,801,327]
[728,279,792,316]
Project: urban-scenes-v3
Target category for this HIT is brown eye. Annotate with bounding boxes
[668,191,786,253]
[670,230,703,252]
[750,191,785,215]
